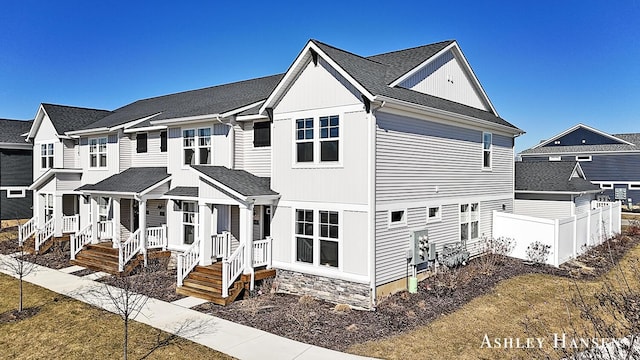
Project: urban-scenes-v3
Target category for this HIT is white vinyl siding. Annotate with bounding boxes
[131,131,167,167]
[514,199,573,220]
[63,140,77,168]
[119,134,132,171]
[236,122,271,177]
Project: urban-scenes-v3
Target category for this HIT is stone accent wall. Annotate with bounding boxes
[275,269,372,309]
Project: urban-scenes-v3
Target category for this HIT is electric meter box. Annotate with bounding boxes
[409,229,431,266]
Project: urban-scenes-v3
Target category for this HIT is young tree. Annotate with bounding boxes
[0,235,38,312]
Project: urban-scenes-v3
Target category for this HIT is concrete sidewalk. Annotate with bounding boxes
[0,254,375,360]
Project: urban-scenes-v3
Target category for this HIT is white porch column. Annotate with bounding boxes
[139,199,147,256]
[54,194,63,236]
[112,198,121,244]
[199,202,212,266]
[90,196,99,244]
[240,203,254,275]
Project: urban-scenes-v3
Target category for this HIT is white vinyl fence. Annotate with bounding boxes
[493,202,621,266]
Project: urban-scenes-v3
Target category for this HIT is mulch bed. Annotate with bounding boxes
[98,261,185,303]
[0,307,41,324]
[71,268,96,277]
[194,233,640,352]
[21,247,72,270]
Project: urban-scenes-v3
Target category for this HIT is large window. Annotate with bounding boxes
[89,137,107,168]
[295,209,340,268]
[136,133,148,153]
[460,203,479,244]
[482,132,492,169]
[253,121,271,147]
[40,143,54,169]
[182,201,197,245]
[183,128,211,165]
[295,115,340,164]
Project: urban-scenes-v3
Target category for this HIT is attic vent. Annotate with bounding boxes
[554,140,560,145]
[581,139,586,144]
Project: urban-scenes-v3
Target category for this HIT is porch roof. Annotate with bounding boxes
[76,167,170,196]
[191,166,278,197]
[164,186,198,198]
[29,168,83,190]
[515,161,601,194]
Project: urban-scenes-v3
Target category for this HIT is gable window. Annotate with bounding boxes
[160,131,167,152]
[600,183,613,189]
[319,210,339,267]
[183,128,212,165]
[320,115,339,161]
[460,203,479,244]
[482,132,492,169]
[253,121,271,147]
[89,137,107,168]
[296,118,314,162]
[40,143,54,169]
[6,188,26,198]
[427,206,441,223]
[549,156,561,162]
[182,201,197,245]
[576,155,592,162]
[629,184,640,190]
[295,209,314,263]
[389,209,406,227]
[136,133,148,153]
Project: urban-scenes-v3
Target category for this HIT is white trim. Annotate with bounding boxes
[235,114,269,122]
[628,184,640,190]
[139,177,172,197]
[376,192,513,212]
[150,113,220,126]
[482,131,492,170]
[277,200,368,212]
[575,155,592,162]
[387,208,407,229]
[181,127,212,167]
[4,188,27,198]
[291,208,343,271]
[549,155,562,161]
[272,261,369,284]
[220,100,265,118]
[515,190,602,195]
[123,125,167,133]
[522,150,640,157]
[88,136,108,169]
[599,183,614,189]
[530,123,635,149]
[426,205,442,223]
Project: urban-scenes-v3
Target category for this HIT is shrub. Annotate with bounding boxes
[526,241,551,265]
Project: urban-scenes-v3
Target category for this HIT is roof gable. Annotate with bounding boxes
[28,103,111,140]
[534,124,634,149]
[515,161,601,193]
[0,119,32,145]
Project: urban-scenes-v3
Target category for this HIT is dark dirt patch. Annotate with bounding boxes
[195,234,640,352]
[71,268,96,277]
[98,260,185,303]
[0,240,20,255]
[0,306,41,323]
[21,246,72,270]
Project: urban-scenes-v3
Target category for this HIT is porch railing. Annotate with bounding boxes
[118,229,142,272]
[147,225,167,250]
[213,231,231,259]
[71,224,93,260]
[18,216,37,246]
[62,215,80,233]
[222,242,245,298]
[177,238,201,287]
[252,237,272,268]
[98,220,113,240]
[592,200,615,209]
[35,217,55,252]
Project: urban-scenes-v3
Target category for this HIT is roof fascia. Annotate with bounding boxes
[80,190,139,198]
[388,41,498,116]
[161,194,199,202]
[140,176,172,197]
[189,167,248,201]
[28,168,82,190]
[259,41,375,114]
[150,113,221,126]
[123,125,168,133]
[220,100,265,118]
[515,190,600,195]
[236,114,269,122]
[374,95,523,136]
[27,104,56,141]
[65,128,111,137]
[0,142,31,150]
[114,113,162,131]
[531,124,635,150]
[521,149,640,156]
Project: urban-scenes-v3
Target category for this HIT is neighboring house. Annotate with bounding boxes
[0,119,34,220]
[23,39,522,309]
[520,124,640,205]
[514,161,602,220]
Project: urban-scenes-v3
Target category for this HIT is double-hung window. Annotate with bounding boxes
[460,203,479,244]
[40,143,54,169]
[482,132,492,169]
[183,128,211,165]
[182,201,197,245]
[295,115,340,164]
[295,209,340,268]
[160,131,167,152]
[296,118,314,162]
[98,197,110,222]
[136,133,148,153]
[89,137,107,168]
[319,115,339,161]
[253,121,271,147]
[44,194,54,221]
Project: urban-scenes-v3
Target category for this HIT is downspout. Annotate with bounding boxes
[214,115,235,169]
[368,100,384,308]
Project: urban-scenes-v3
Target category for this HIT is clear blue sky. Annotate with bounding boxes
[1,1,638,153]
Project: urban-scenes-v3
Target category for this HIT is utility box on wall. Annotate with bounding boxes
[409,229,433,266]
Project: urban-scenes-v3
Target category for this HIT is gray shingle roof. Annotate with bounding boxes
[0,119,33,144]
[164,186,198,198]
[77,167,169,193]
[80,74,284,131]
[311,40,519,130]
[515,161,601,193]
[520,133,640,155]
[42,103,112,134]
[191,166,277,197]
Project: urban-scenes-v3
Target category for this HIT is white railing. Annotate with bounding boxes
[222,243,245,298]
[213,231,231,259]
[18,217,37,246]
[118,229,142,272]
[98,220,113,240]
[62,214,80,233]
[252,237,272,268]
[71,224,93,260]
[35,217,55,252]
[177,239,201,287]
[147,225,167,250]
[592,200,614,209]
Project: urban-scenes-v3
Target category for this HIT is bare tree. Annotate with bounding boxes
[1,244,38,312]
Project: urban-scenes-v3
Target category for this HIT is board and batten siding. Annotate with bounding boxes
[235,121,271,177]
[399,49,488,111]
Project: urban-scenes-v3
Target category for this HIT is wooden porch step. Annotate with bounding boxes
[21,234,71,255]
[177,281,244,306]
[183,277,223,292]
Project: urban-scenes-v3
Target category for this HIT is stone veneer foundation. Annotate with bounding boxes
[275,269,372,309]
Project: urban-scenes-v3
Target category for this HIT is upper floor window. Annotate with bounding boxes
[253,121,271,147]
[40,143,54,169]
[160,131,167,152]
[183,128,211,165]
[136,133,148,153]
[89,137,107,168]
[295,115,340,164]
[482,132,492,169]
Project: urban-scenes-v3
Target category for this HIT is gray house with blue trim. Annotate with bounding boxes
[520,123,640,205]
